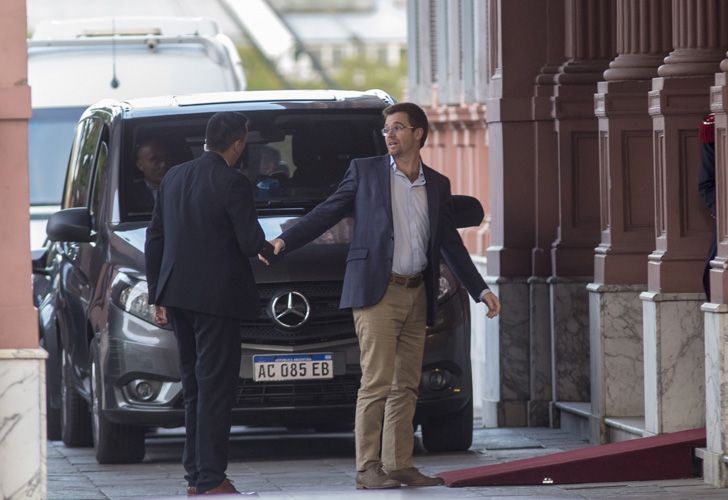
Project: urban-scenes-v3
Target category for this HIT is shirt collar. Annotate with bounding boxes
[389,155,425,181]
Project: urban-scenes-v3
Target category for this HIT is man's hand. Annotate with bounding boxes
[271,238,285,255]
[482,291,501,319]
[154,305,168,326]
[258,238,286,265]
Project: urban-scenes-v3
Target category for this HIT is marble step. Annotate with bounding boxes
[604,416,645,442]
[554,401,591,442]
[555,402,646,443]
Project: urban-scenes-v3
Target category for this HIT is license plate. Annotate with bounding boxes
[252,353,333,382]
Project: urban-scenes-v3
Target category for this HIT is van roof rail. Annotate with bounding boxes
[31,17,220,40]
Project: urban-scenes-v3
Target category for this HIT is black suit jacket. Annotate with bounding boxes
[280,155,488,326]
[145,151,265,320]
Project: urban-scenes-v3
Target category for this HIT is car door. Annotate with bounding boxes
[56,116,104,394]
[86,129,113,357]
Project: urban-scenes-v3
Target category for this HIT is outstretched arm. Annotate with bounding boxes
[274,159,359,254]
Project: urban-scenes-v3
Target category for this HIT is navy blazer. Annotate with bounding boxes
[145,151,266,320]
[280,155,487,326]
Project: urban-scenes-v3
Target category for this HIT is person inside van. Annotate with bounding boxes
[245,145,289,199]
[131,137,172,208]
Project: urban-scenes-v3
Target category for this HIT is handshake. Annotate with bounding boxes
[258,238,285,266]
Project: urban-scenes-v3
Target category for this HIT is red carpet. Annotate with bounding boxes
[439,428,706,487]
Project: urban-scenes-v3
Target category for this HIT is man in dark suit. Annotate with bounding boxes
[145,112,266,496]
[267,102,501,489]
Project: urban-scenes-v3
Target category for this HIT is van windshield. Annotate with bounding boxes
[29,106,86,206]
[121,110,387,222]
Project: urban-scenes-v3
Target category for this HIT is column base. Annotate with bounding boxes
[641,292,705,435]
[588,283,646,443]
[472,266,530,427]
[702,303,728,487]
[701,448,728,488]
[0,349,48,500]
[528,277,551,427]
[549,277,591,404]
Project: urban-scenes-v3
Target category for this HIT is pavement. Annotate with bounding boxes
[47,423,728,499]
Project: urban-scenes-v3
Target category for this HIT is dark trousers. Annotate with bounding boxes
[168,307,241,493]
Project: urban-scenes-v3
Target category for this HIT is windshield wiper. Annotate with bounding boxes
[254,198,325,209]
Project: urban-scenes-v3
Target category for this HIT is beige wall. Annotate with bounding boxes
[0,0,35,349]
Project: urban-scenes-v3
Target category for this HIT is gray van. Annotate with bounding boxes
[34,90,480,463]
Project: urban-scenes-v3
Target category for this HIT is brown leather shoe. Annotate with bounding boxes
[355,464,401,489]
[201,479,239,495]
[385,467,444,487]
[186,485,197,496]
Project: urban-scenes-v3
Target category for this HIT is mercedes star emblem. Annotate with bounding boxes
[270,291,310,329]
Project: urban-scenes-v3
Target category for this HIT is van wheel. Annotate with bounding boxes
[60,347,92,447]
[421,399,473,452]
[47,402,62,441]
[41,332,62,440]
[90,341,146,464]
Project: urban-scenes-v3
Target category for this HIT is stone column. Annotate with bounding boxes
[481,0,550,427]
[528,0,565,428]
[0,0,47,498]
[642,0,728,441]
[550,0,615,419]
[702,44,728,488]
[589,0,672,443]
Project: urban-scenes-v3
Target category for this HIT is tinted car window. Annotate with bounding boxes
[121,110,386,221]
[28,106,86,206]
[90,140,109,228]
[62,118,103,209]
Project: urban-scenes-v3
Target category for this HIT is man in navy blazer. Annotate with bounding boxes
[268,102,500,489]
[146,112,265,495]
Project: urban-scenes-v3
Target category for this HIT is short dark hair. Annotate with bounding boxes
[383,102,429,147]
[134,136,169,159]
[205,112,249,152]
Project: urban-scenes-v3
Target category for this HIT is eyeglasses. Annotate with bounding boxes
[381,124,415,136]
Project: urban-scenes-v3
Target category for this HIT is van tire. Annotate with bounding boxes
[47,406,62,441]
[90,340,146,464]
[421,399,473,452]
[60,346,92,447]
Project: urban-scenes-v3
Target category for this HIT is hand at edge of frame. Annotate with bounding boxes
[154,305,168,326]
[483,291,501,319]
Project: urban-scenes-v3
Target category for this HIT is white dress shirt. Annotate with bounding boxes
[390,156,429,276]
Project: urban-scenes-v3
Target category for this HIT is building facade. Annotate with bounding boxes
[409,0,728,487]
[0,0,46,498]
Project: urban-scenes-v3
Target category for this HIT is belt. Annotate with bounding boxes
[389,273,423,288]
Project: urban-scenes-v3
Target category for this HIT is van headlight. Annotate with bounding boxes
[438,263,458,302]
[112,273,157,325]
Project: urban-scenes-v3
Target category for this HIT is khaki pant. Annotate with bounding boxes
[352,280,427,471]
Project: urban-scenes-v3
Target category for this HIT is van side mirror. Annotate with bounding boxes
[452,195,484,229]
[46,207,92,242]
